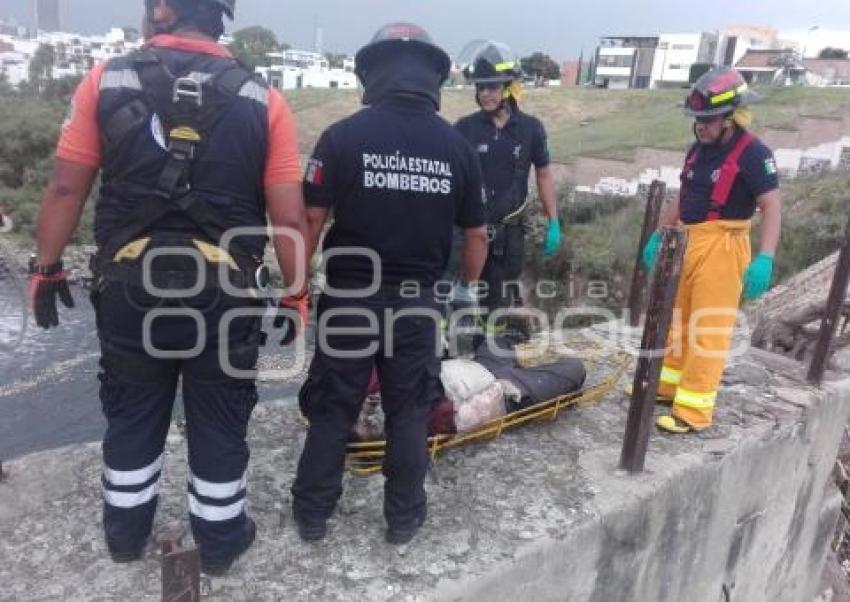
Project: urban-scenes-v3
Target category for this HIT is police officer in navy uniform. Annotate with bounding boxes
[292,22,489,545]
[28,0,308,574]
[455,41,562,316]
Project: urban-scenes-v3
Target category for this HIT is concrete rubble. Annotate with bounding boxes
[1,335,848,601]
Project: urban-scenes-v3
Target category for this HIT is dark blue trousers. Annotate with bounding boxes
[292,288,443,531]
[93,280,261,563]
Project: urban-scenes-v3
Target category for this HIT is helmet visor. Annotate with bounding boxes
[458,40,522,82]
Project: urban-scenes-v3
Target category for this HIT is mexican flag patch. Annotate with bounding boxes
[764,158,777,175]
[305,158,324,186]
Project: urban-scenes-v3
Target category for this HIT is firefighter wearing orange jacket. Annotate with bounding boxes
[28,0,308,574]
[643,67,782,434]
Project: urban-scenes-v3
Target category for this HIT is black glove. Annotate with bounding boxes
[28,272,74,329]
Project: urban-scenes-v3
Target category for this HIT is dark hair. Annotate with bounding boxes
[147,0,225,39]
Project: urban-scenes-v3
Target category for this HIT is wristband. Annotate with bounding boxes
[28,255,64,276]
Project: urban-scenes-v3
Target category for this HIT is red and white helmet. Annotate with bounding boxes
[684,67,762,117]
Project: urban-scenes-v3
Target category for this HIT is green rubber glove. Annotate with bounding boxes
[543,218,563,257]
[641,231,662,272]
[743,253,774,301]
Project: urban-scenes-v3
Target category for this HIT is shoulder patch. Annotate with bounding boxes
[305,157,324,186]
[764,158,777,176]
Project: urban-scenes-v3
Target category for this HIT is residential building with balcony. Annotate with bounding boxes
[592,36,658,89]
[650,32,718,88]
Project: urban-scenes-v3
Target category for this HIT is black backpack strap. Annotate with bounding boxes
[101,98,149,147]
[133,50,255,200]
[97,196,175,264]
[174,193,263,270]
[99,51,159,148]
[95,192,261,279]
[96,49,263,279]
[215,65,256,97]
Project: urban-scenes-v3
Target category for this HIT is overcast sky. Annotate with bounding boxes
[3,0,849,59]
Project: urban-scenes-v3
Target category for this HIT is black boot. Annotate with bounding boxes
[386,513,426,545]
[200,518,257,576]
[294,512,327,543]
[107,538,147,563]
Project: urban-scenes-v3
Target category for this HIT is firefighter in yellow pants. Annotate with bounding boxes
[642,67,782,434]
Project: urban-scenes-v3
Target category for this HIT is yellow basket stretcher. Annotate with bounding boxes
[345,337,631,477]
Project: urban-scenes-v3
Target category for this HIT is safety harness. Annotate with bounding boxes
[93,48,268,291]
[680,131,756,221]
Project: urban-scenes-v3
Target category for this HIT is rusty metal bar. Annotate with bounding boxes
[620,226,688,473]
[808,213,850,386]
[627,180,666,327]
[162,539,201,602]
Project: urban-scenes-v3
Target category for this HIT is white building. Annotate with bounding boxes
[716,25,780,67]
[0,34,35,86]
[592,32,716,90]
[0,51,30,87]
[0,27,141,87]
[593,36,659,89]
[589,24,849,92]
[256,48,357,91]
[650,32,717,88]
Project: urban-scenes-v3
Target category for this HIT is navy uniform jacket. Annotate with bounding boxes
[304,96,486,289]
[455,109,550,223]
[681,129,779,224]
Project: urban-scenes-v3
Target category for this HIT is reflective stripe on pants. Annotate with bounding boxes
[662,220,751,429]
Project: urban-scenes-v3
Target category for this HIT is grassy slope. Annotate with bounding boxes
[761,169,850,283]
[284,85,850,311]
[508,168,849,319]
[286,86,850,164]
[2,85,848,281]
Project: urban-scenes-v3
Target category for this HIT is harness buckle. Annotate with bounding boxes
[255,265,272,294]
[173,76,203,107]
[167,138,196,161]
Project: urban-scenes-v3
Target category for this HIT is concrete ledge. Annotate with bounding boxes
[1,350,847,601]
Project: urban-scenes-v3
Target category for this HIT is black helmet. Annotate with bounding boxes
[212,0,235,19]
[355,22,451,83]
[460,41,523,84]
[147,0,235,19]
[684,66,761,117]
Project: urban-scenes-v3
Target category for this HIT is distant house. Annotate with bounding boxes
[256,49,357,91]
[804,59,850,86]
[716,25,780,67]
[592,36,658,89]
[650,32,718,89]
[590,31,721,90]
[0,29,141,87]
[735,49,806,86]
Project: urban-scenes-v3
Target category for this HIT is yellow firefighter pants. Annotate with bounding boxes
[657,220,751,429]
